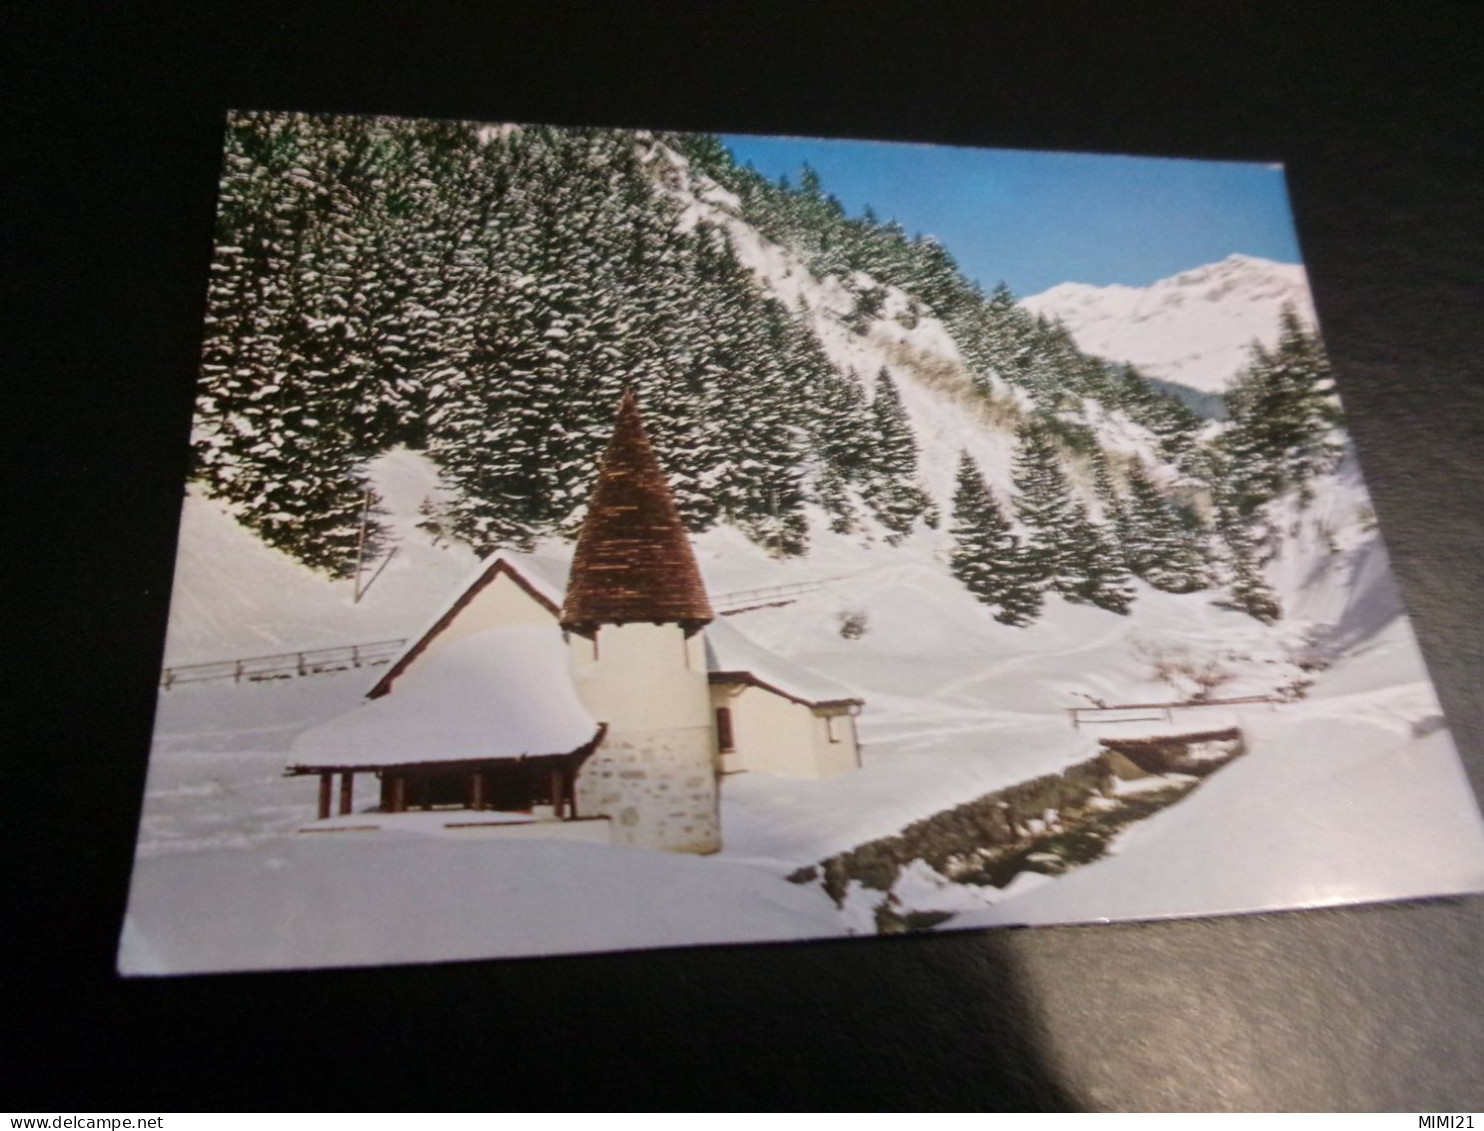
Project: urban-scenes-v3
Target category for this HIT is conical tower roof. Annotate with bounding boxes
[559,390,714,632]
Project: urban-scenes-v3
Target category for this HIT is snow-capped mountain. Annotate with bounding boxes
[1021,254,1316,395]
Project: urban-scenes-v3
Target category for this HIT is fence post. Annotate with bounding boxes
[297,652,306,676]
[234,660,243,684]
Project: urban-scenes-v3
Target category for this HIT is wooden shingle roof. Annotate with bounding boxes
[560,390,714,633]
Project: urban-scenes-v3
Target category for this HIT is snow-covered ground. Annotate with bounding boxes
[161,448,480,665]
[122,158,1484,973]
[121,439,1484,974]
[958,617,1484,928]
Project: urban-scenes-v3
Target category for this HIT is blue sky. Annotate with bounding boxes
[721,134,1303,298]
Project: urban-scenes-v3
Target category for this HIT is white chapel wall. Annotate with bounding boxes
[418,571,558,664]
[715,683,859,780]
[571,621,720,854]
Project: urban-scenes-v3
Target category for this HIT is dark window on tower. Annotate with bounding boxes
[716,707,735,753]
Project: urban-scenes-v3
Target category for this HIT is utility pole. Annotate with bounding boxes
[769,487,779,558]
[352,486,371,604]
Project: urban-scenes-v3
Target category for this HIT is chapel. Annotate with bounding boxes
[287,391,863,852]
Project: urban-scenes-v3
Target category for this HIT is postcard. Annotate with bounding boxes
[118,111,1484,974]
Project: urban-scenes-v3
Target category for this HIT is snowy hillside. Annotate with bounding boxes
[124,472,1484,972]
[161,448,480,665]
[663,143,1167,514]
[121,116,1484,975]
[1021,254,1316,394]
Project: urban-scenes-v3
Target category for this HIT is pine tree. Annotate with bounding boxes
[864,369,936,541]
[1091,457,1129,548]
[1122,465,1209,593]
[1011,421,1132,612]
[1220,306,1341,515]
[949,453,1041,625]
[193,111,398,574]
[1216,506,1282,624]
[1063,498,1135,614]
[192,119,1229,583]
[1011,422,1078,588]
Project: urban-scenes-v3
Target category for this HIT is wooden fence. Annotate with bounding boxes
[160,639,407,689]
[1066,695,1281,730]
[159,577,840,689]
[713,577,836,615]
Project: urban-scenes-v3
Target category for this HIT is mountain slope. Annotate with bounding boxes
[1021,254,1316,394]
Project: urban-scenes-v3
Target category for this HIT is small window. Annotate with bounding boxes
[716,707,735,753]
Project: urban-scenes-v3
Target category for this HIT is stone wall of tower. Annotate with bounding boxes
[569,622,720,853]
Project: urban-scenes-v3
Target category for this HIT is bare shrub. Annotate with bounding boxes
[837,608,869,639]
[1131,637,1236,702]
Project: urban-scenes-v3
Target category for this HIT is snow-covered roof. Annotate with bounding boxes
[705,617,862,709]
[368,548,570,698]
[374,545,860,712]
[290,626,599,770]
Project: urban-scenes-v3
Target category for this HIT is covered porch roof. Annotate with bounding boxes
[288,625,600,774]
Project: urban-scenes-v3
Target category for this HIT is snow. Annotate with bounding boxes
[958,619,1484,929]
[705,616,861,705]
[1021,254,1317,394]
[289,626,598,768]
[374,547,570,682]
[160,448,480,665]
[121,155,1484,975]
[119,836,842,975]
[125,429,1484,972]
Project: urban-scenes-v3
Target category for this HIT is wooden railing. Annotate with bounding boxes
[160,577,838,688]
[1066,695,1281,730]
[713,577,837,614]
[160,639,406,689]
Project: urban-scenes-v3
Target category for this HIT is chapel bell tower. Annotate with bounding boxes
[560,390,720,853]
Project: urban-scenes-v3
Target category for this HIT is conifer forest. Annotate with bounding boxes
[195,111,1340,626]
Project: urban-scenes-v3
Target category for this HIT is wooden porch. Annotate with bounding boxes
[285,726,605,822]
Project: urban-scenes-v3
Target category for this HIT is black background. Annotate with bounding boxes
[9,1,1484,1111]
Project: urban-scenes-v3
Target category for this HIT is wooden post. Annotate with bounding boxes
[470,770,485,811]
[339,772,354,816]
[390,775,407,814]
[297,652,307,676]
[318,773,333,820]
[550,764,566,820]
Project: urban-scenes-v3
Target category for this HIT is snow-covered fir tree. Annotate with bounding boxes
[1214,504,1283,624]
[1011,421,1132,613]
[191,115,1278,589]
[949,452,1041,625]
[863,369,936,543]
[1221,305,1341,515]
[1121,465,1209,594]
